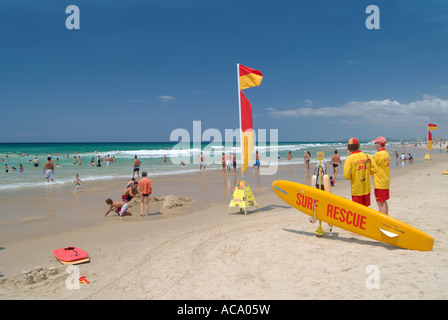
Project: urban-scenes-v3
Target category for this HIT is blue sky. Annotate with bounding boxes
[1,0,447,142]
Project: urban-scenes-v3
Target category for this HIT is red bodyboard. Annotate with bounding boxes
[53,246,89,262]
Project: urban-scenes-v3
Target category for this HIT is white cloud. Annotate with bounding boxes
[267,96,448,127]
[158,95,176,102]
[441,85,448,90]
[304,99,313,106]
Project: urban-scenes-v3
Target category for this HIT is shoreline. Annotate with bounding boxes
[1,148,447,299]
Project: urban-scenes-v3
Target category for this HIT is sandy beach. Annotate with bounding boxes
[1,147,447,300]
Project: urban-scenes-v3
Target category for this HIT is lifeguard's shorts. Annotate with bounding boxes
[374,189,389,202]
[352,194,371,207]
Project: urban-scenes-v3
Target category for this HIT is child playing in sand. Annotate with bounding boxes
[104,198,131,217]
[73,174,83,192]
[126,178,136,188]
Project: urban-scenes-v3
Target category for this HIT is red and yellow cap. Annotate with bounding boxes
[348,137,359,144]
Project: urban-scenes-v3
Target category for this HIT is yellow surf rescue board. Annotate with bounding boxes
[272,180,434,251]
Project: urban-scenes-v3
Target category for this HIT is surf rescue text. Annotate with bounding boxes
[296,193,367,230]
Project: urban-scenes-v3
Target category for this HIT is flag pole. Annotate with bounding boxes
[237,63,244,179]
[237,63,247,213]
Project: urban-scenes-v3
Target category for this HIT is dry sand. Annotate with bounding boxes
[1,149,447,300]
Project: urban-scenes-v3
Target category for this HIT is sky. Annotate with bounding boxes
[1,0,447,143]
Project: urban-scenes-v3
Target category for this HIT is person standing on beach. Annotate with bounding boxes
[138,171,152,216]
[199,152,206,170]
[232,152,237,173]
[133,155,141,178]
[73,174,83,192]
[343,138,379,207]
[371,136,391,215]
[43,157,55,183]
[226,152,232,172]
[330,150,342,180]
[304,151,311,171]
[253,151,260,170]
[221,152,226,174]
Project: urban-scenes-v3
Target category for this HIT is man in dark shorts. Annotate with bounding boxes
[133,155,141,178]
[330,150,342,180]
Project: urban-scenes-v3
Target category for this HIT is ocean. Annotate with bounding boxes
[0,141,397,191]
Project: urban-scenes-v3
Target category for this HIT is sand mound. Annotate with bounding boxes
[127,195,191,211]
[161,195,192,209]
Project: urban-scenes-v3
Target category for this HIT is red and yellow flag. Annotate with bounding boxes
[238,64,263,174]
[428,123,438,130]
[240,91,254,174]
[428,130,433,151]
[239,65,263,90]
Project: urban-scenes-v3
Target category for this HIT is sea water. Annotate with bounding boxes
[0,141,401,191]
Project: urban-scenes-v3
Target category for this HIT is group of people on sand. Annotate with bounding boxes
[221,152,237,173]
[104,171,153,218]
[102,154,153,217]
[200,150,263,173]
[395,151,413,161]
